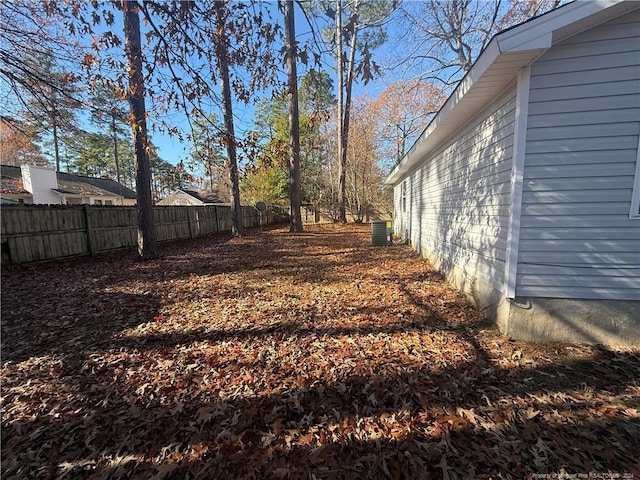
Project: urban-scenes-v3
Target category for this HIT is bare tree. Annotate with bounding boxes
[320,0,395,222]
[372,79,445,170]
[212,1,244,236]
[395,0,562,87]
[283,0,303,232]
[336,0,347,223]
[1,1,84,171]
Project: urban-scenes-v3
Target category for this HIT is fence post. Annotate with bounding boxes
[214,205,219,233]
[83,204,96,255]
[186,207,194,238]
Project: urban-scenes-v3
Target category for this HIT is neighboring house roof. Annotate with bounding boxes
[56,179,120,198]
[0,164,136,199]
[158,189,225,205]
[386,0,637,185]
[58,172,137,199]
[0,166,28,195]
[181,189,223,204]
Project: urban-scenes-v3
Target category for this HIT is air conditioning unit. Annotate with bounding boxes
[371,220,392,246]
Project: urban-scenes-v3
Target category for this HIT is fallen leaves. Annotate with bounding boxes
[1,224,639,479]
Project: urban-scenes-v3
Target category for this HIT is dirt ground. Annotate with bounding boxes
[2,223,639,479]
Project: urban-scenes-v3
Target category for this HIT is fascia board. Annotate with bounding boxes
[496,0,622,53]
[53,191,82,198]
[386,0,623,187]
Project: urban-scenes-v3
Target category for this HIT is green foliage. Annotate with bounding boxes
[300,70,336,116]
[253,97,288,143]
[247,71,335,207]
[69,130,135,187]
[88,84,129,135]
[150,156,199,202]
[187,112,227,192]
[244,96,289,206]
[70,131,112,177]
[241,158,289,206]
[347,0,394,50]
[20,51,84,170]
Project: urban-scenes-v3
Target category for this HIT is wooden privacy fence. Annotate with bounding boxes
[1,204,286,265]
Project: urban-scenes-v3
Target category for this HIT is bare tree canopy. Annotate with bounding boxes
[393,0,562,87]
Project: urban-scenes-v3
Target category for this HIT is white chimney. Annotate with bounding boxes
[20,165,61,204]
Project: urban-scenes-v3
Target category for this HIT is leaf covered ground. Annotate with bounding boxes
[1,224,639,479]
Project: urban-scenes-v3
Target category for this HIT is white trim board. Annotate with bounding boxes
[630,132,640,219]
[504,66,531,299]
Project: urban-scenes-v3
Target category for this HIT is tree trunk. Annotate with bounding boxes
[52,117,60,172]
[207,152,214,192]
[340,21,359,223]
[283,0,303,233]
[336,0,347,223]
[123,0,158,260]
[214,1,243,236]
[111,111,121,183]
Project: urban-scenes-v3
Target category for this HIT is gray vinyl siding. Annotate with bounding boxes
[518,11,640,301]
[401,84,516,291]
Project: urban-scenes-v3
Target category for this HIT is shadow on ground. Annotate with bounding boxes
[2,224,639,479]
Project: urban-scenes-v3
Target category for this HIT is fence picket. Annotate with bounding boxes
[0,204,285,264]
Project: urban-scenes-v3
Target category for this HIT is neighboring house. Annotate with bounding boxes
[157,189,227,206]
[0,165,137,205]
[386,0,640,346]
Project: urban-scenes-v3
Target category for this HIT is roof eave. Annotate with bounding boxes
[386,38,521,185]
[385,0,629,186]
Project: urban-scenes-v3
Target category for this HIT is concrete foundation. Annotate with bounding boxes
[419,247,640,347]
[503,297,640,347]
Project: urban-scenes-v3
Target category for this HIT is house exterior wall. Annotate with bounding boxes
[393,83,517,310]
[0,194,32,204]
[1,165,135,206]
[390,7,640,346]
[89,197,120,206]
[391,10,640,346]
[20,165,61,205]
[517,12,640,302]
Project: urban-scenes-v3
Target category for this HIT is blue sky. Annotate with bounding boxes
[147,2,395,167]
[1,1,433,170]
[6,1,534,172]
